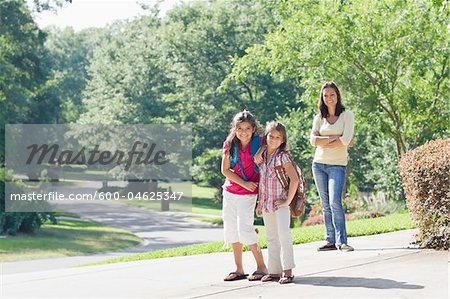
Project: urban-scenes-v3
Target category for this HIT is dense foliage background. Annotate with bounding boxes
[1,0,449,233]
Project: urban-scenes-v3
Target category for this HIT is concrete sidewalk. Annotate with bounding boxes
[2,229,448,298]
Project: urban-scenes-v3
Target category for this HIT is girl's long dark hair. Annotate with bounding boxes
[226,110,260,157]
[318,81,346,118]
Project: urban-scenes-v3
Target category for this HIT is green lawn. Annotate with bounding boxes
[188,216,223,225]
[192,184,216,198]
[88,212,414,266]
[0,218,141,262]
[122,183,222,216]
[61,169,113,181]
[191,185,221,216]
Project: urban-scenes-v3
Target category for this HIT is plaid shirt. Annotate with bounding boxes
[258,149,291,213]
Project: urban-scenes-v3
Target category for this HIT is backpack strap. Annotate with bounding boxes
[274,151,289,190]
[231,143,238,168]
[274,151,307,217]
[274,151,282,167]
[249,135,260,158]
[250,135,260,174]
[235,151,248,181]
[274,150,288,167]
[229,136,260,180]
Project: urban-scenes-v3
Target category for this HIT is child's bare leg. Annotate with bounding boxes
[232,242,244,274]
[224,242,246,281]
[248,243,268,273]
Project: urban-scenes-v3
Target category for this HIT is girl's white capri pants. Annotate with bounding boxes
[222,189,258,245]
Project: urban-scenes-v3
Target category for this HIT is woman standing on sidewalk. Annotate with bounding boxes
[310,81,355,252]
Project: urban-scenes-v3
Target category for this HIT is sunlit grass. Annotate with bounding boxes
[0,219,141,262]
[88,213,414,266]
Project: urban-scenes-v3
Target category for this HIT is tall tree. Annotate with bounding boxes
[160,0,294,156]
[43,26,111,123]
[1,0,48,148]
[238,0,449,156]
[79,15,174,125]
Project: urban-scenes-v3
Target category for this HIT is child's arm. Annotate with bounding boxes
[276,161,300,207]
[254,145,266,164]
[221,153,257,192]
[256,188,262,217]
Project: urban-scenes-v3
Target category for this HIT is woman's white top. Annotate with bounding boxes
[309,110,354,166]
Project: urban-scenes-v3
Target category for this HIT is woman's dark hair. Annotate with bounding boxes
[262,121,289,152]
[318,81,346,118]
[226,109,260,156]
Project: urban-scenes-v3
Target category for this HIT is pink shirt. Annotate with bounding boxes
[222,138,261,195]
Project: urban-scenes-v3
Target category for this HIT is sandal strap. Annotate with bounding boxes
[262,274,280,281]
[228,271,246,276]
[279,275,294,283]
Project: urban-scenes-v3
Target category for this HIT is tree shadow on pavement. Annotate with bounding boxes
[295,276,424,289]
[353,247,421,251]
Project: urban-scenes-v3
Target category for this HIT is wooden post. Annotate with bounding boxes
[161,186,170,211]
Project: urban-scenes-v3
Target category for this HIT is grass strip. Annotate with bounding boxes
[0,219,141,261]
[88,213,414,266]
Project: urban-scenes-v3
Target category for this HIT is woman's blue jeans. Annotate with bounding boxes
[312,162,348,245]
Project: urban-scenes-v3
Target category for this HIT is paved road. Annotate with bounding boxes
[2,229,449,298]
[2,181,223,274]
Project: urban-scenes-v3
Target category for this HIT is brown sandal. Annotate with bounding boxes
[261,274,280,282]
[224,271,248,281]
[248,270,267,281]
[279,275,294,284]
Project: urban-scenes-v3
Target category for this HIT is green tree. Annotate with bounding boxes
[160,0,297,157]
[0,0,69,234]
[246,0,450,156]
[79,16,174,125]
[28,0,71,12]
[43,27,110,123]
[0,0,49,150]
[229,0,449,196]
[79,0,296,159]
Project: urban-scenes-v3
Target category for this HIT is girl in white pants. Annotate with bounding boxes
[221,110,268,282]
[256,121,299,284]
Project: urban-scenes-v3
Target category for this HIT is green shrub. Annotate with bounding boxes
[398,138,450,250]
[351,211,385,220]
[0,212,56,234]
[0,169,56,235]
[361,195,408,214]
[192,149,223,188]
[192,149,223,202]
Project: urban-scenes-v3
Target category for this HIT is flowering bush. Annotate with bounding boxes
[343,195,361,213]
[304,215,324,226]
[308,199,323,217]
[304,214,352,226]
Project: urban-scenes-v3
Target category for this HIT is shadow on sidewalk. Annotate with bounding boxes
[352,247,421,251]
[295,276,424,289]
